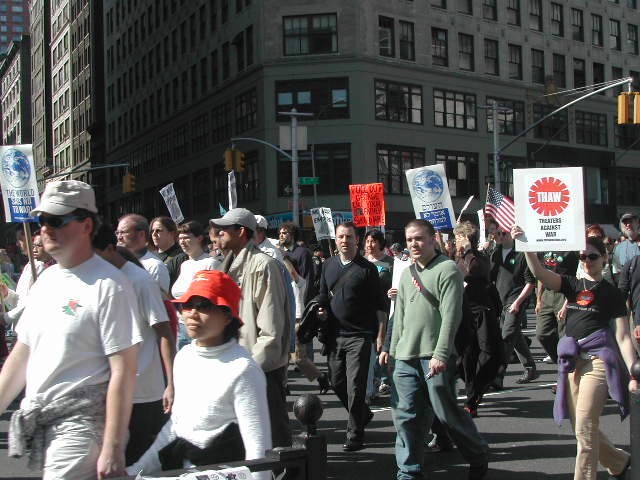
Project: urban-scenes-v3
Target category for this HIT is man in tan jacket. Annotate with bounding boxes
[210,208,292,448]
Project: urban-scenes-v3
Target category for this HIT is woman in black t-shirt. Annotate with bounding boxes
[512,228,638,480]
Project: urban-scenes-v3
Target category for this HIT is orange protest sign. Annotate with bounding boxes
[349,183,386,227]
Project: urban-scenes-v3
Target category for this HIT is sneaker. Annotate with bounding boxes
[464,405,478,418]
[515,367,540,384]
[425,435,453,453]
[542,355,554,364]
[378,382,391,395]
[468,461,489,480]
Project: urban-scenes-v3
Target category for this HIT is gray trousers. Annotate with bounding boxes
[536,289,566,362]
[500,300,535,372]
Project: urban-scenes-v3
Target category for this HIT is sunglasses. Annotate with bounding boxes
[180,298,230,314]
[579,253,602,261]
[38,215,85,229]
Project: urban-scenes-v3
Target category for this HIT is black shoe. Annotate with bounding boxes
[318,373,330,394]
[342,439,364,452]
[610,458,631,479]
[468,461,489,480]
[365,409,374,427]
[489,377,503,391]
[515,367,540,384]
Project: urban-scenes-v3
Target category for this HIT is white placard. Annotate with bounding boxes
[159,183,184,224]
[405,164,456,230]
[310,207,335,240]
[228,171,237,209]
[389,257,411,318]
[513,167,585,252]
[0,145,39,223]
[134,465,255,480]
[477,209,486,244]
[279,125,308,151]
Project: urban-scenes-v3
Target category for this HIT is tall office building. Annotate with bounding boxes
[29,0,52,185]
[0,34,31,145]
[49,0,104,185]
[102,1,640,230]
[0,0,29,54]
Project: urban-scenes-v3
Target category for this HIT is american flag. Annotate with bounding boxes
[485,187,515,232]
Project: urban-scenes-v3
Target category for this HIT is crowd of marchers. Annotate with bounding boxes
[0,179,639,480]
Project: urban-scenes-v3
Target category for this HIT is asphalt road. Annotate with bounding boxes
[0,320,632,480]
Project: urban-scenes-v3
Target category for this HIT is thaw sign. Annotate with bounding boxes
[0,145,39,223]
[513,167,585,252]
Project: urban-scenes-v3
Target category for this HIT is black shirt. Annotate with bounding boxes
[489,245,536,304]
[560,275,627,339]
[619,255,640,326]
[318,254,386,336]
[282,244,315,302]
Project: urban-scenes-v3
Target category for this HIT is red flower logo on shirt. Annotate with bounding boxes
[62,299,81,316]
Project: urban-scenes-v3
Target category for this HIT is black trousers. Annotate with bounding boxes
[126,399,168,466]
[459,308,504,407]
[265,365,292,448]
[327,335,372,441]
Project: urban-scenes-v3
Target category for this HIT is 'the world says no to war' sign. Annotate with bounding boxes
[513,167,585,252]
[349,183,385,227]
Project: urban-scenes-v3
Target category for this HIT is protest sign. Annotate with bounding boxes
[513,167,585,252]
[0,145,39,223]
[159,183,184,224]
[405,164,456,230]
[228,171,237,209]
[310,207,336,240]
[349,183,385,227]
[389,257,411,318]
[477,209,486,245]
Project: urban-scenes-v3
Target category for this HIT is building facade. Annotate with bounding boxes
[0,0,29,54]
[102,0,640,229]
[50,0,71,176]
[0,34,30,145]
[29,0,52,185]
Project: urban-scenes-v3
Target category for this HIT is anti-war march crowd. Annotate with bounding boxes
[0,161,639,480]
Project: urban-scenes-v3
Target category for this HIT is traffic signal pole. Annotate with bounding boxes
[494,77,632,186]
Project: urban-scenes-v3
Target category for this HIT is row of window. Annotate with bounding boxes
[107,25,253,110]
[107,87,257,150]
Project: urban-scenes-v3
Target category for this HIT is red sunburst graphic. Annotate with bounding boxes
[529,177,570,216]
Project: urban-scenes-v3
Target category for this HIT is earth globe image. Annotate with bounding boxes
[413,170,444,203]
[1,148,31,188]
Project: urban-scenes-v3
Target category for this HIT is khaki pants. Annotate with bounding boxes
[567,357,629,480]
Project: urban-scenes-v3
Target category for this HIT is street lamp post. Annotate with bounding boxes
[278,108,313,225]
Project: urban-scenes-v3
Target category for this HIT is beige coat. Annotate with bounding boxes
[219,240,291,372]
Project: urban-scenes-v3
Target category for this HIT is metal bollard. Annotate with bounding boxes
[630,359,640,480]
[293,393,326,480]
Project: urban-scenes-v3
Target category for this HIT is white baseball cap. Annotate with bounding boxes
[209,208,257,231]
[254,215,268,230]
[30,180,98,217]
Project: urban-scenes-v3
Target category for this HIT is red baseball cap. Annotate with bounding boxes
[171,270,242,318]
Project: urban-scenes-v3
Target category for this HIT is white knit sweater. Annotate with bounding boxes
[127,339,271,480]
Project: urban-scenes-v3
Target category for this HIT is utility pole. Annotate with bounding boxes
[278,108,313,225]
[492,100,500,193]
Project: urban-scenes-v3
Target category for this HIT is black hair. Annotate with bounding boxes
[177,220,208,247]
[364,229,386,248]
[92,222,116,250]
[586,236,606,256]
[405,219,436,236]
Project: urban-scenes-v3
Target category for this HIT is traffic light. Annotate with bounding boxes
[618,92,631,124]
[235,150,245,173]
[224,148,234,171]
[122,173,136,193]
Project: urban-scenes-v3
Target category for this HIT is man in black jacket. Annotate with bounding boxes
[317,222,386,452]
[490,229,537,385]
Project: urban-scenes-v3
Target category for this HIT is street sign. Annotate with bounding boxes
[299,177,319,185]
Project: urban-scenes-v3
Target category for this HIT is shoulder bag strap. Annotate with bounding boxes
[329,261,360,298]
[409,263,440,309]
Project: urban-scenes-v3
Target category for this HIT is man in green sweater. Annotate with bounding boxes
[388,219,488,480]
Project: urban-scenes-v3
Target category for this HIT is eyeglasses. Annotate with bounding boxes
[32,242,43,247]
[38,215,85,229]
[115,229,136,236]
[579,253,601,261]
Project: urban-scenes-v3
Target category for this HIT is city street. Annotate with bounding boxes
[0,319,632,480]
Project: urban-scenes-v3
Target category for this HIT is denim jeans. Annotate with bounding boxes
[392,357,488,480]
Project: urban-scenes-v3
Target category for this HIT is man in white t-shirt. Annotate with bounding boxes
[93,224,176,466]
[117,214,170,293]
[0,180,142,480]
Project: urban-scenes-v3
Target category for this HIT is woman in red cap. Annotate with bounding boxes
[126,270,271,480]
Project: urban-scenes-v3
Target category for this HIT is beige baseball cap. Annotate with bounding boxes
[30,180,98,217]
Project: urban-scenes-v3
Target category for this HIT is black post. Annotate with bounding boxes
[631,359,640,480]
[293,393,326,480]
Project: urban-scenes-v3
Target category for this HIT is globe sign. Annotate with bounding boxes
[413,170,444,203]
[1,148,31,188]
